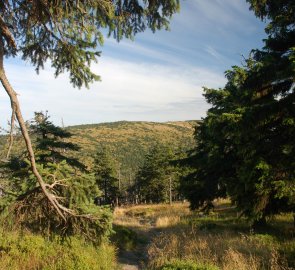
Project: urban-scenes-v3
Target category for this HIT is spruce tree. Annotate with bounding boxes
[0,0,180,217]
[93,147,119,206]
[136,144,176,203]
[183,0,295,224]
[0,116,113,243]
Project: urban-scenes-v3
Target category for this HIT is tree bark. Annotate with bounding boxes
[0,38,67,219]
[6,106,15,159]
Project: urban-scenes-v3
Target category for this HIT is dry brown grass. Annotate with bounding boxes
[155,215,181,228]
[113,202,294,270]
[113,202,190,228]
[147,225,291,270]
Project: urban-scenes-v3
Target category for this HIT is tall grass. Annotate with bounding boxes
[147,215,294,270]
[0,228,117,270]
[114,202,294,270]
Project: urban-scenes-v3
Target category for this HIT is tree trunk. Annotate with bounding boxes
[0,39,66,219]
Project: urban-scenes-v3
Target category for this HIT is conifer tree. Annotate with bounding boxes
[183,0,295,224]
[0,0,179,217]
[31,111,85,170]
[136,144,176,203]
[1,114,113,243]
[94,147,119,206]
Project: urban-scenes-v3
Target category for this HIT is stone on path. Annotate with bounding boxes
[121,264,139,270]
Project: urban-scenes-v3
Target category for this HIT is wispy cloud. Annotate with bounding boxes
[0,0,266,129]
[0,57,225,128]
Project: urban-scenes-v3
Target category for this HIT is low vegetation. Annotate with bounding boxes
[0,227,117,270]
[113,202,295,270]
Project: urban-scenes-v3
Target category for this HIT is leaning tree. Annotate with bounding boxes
[0,0,180,218]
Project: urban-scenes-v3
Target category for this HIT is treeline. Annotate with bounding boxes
[0,114,194,216]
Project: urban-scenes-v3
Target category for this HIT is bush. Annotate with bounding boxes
[111,225,138,251]
[0,229,117,270]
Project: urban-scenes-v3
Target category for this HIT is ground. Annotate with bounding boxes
[112,201,295,270]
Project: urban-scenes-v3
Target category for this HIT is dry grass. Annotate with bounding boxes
[113,202,294,270]
[155,215,181,228]
[113,202,190,228]
[147,228,291,270]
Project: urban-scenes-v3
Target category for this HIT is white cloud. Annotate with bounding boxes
[0,57,225,128]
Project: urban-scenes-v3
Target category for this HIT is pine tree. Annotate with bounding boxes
[0,0,180,217]
[183,0,295,224]
[93,148,119,206]
[1,114,113,243]
[31,111,85,170]
[136,144,176,203]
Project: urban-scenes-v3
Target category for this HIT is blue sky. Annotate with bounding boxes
[0,0,267,128]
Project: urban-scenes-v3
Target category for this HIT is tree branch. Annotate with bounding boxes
[0,38,73,221]
[6,106,15,159]
[0,15,16,50]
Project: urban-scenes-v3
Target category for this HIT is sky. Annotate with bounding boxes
[0,0,267,128]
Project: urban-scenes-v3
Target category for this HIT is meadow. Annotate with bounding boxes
[113,201,295,270]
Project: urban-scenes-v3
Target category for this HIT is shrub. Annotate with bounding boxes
[111,225,138,251]
[0,229,117,270]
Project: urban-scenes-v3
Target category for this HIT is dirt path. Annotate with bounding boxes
[117,226,158,270]
[113,208,161,270]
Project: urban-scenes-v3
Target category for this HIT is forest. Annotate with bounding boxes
[0,0,294,269]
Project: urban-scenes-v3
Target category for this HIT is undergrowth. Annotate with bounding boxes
[0,228,117,270]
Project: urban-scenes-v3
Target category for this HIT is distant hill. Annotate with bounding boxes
[67,121,198,181]
[0,121,199,184]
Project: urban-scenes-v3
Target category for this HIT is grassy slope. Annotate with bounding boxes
[1,120,197,179]
[67,121,198,179]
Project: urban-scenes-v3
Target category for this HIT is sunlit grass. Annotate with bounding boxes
[114,201,295,270]
[0,228,117,270]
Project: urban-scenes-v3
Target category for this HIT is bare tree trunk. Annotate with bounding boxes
[0,39,68,219]
[6,106,15,159]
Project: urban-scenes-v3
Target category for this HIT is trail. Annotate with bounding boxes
[113,208,161,270]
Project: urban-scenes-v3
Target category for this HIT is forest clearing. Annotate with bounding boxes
[0,0,294,269]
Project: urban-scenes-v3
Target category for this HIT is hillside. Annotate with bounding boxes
[67,120,198,181]
[0,121,198,185]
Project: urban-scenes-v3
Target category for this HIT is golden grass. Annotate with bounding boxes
[147,228,291,270]
[113,202,190,228]
[155,215,181,228]
[114,202,295,270]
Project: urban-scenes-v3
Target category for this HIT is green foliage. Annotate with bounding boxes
[182,0,295,223]
[31,111,85,170]
[0,229,116,270]
[135,144,178,203]
[5,160,113,244]
[94,147,119,205]
[1,114,113,244]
